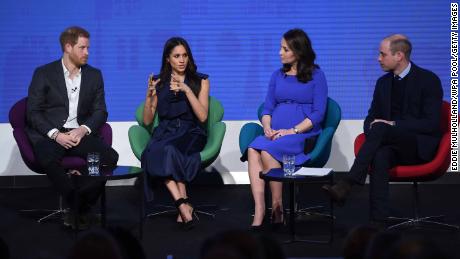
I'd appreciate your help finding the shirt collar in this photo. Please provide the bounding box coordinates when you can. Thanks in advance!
[396,62,411,79]
[61,59,81,77]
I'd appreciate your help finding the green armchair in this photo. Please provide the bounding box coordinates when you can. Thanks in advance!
[128,96,226,168]
[128,96,226,218]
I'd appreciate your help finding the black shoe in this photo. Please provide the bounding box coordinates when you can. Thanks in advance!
[174,198,197,230]
[63,211,90,230]
[249,225,264,232]
[322,180,352,206]
[270,211,285,230]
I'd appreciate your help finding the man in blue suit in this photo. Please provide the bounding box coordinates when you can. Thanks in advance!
[323,34,443,222]
[26,26,119,228]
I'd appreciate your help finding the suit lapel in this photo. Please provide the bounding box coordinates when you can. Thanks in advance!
[77,65,87,114]
[382,75,392,119]
[54,60,69,110]
[402,63,416,114]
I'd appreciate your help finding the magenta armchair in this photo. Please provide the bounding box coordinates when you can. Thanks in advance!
[9,97,113,222]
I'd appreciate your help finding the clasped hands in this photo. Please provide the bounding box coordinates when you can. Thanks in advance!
[264,127,295,140]
[55,126,88,149]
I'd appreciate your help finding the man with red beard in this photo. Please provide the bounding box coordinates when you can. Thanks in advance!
[26,26,118,228]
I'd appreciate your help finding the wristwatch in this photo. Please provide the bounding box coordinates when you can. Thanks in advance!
[293,127,300,134]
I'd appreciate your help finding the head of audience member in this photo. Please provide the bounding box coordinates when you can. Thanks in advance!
[364,230,401,259]
[108,226,146,259]
[280,28,318,83]
[378,34,412,75]
[59,26,90,68]
[0,236,9,259]
[158,36,201,95]
[200,230,285,259]
[342,224,380,259]
[384,236,448,259]
[67,228,123,259]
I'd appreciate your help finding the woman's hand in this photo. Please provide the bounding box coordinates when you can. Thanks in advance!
[170,74,192,94]
[146,73,161,99]
[263,127,278,140]
[272,128,295,140]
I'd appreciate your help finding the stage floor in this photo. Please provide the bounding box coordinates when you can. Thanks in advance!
[1,181,460,259]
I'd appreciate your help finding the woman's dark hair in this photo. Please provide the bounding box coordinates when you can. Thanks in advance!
[281,28,318,83]
[158,37,201,96]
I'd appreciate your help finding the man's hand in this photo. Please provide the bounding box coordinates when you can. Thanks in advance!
[370,119,395,128]
[55,133,79,149]
[67,126,88,146]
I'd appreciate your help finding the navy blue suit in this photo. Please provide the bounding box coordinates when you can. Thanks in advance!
[26,60,118,212]
[349,63,443,220]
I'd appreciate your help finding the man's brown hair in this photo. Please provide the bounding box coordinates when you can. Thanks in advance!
[59,26,90,52]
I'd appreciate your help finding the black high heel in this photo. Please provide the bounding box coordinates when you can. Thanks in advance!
[183,198,199,221]
[271,210,285,230]
[174,198,197,230]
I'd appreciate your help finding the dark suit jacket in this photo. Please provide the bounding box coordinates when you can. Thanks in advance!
[363,63,443,161]
[26,59,108,145]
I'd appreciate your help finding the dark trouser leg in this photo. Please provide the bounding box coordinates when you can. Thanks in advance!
[34,139,73,201]
[347,123,391,185]
[348,122,421,220]
[67,135,119,209]
[369,146,396,220]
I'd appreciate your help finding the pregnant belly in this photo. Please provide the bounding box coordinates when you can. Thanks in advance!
[271,104,305,130]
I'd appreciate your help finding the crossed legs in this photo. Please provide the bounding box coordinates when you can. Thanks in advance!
[248,148,283,226]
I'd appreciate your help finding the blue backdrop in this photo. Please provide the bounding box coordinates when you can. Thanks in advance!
[0,0,451,122]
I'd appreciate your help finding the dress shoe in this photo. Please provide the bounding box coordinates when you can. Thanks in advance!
[63,211,90,230]
[249,224,264,232]
[322,180,352,206]
[270,212,285,230]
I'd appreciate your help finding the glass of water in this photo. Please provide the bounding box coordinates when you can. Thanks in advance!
[282,154,295,177]
[87,152,100,176]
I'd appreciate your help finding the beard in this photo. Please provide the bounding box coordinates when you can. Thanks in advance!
[69,53,88,67]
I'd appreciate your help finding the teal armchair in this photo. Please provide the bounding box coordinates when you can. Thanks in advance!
[239,97,341,168]
[238,97,341,220]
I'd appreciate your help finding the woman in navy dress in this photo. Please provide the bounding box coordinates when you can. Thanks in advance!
[245,29,328,229]
[141,37,209,229]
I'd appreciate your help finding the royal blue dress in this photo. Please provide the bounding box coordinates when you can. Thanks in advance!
[247,68,328,165]
[141,73,208,182]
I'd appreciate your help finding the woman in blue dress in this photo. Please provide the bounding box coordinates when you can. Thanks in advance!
[245,29,328,229]
[141,37,209,229]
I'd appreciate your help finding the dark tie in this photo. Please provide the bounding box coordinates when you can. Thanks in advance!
[394,75,402,81]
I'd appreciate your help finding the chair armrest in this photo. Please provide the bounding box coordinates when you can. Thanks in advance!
[306,127,334,167]
[128,125,151,160]
[354,133,366,156]
[200,121,226,166]
[98,123,113,146]
[238,122,264,155]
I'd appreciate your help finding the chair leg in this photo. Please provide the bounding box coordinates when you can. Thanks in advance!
[21,195,67,223]
[295,185,335,220]
[192,204,220,218]
[146,203,221,219]
[387,182,459,231]
[146,204,177,218]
